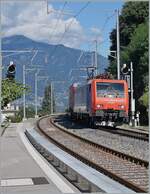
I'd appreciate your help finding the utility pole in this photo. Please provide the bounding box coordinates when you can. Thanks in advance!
[35,74,48,118]
[35,72,38,118]
[0,1,2,132]
[23,64,26,121]
[94,40,98,76]
[116,9,120,80]
[34,69,41,118]
[130,62,135,126]
[50,82,53,115]
[23,67,43,119]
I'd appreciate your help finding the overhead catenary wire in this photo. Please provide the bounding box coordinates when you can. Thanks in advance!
[101,11,116,33]
[81,10,116,65]
[59,2,91,43]
[30,50,38,66]
[92,11,116,44]
[49,2,91,59]
[49,1,68,42]
[76,50,85,65]
[88,10,116,71]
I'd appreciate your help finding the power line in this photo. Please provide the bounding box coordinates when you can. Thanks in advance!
[49,2,91,59]
[74,2,90,17]
[59,1,90,43]
[49,1,68,42]
[93,11,115,42]
[101,11,116,33]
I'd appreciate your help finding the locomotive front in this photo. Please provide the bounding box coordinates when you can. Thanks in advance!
[92,79,129,126]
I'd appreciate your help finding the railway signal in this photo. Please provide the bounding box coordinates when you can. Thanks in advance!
[121,64,130,90]
[121,62,136,126]
[6,61,16,79]
[121,64,129,75]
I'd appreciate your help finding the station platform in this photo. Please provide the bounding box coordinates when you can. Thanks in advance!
[0,119,136,194]
[26,128,135,193]
[0,120,78,194]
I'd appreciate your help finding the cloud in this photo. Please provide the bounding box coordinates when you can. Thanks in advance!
[89,27,103,43]
[2,1,86,48]
[90,27,101,34]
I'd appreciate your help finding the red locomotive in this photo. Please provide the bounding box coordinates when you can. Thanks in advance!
[69,78,129,127]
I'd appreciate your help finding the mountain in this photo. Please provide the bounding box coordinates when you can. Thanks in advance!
[2,35,109,112]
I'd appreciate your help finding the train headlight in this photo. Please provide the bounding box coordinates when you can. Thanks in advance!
[97,104,103,108]
[119,105,124,109]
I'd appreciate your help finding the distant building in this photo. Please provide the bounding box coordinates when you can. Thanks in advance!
[2,102,20,118]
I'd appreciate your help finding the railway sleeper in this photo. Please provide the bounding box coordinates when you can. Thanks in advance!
[51,119,149,168]
[35,120,149,193]
[117,173,148,177]
[105,168,147,173]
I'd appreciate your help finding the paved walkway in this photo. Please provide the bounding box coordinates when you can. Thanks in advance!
[0,120,78,194]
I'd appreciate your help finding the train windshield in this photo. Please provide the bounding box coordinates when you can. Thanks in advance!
[96,82,124,98]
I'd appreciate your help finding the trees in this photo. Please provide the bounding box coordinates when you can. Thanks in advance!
[41,83,55,115]
[109,1,148,57]
[9,106,35,122]
[121,22,148,100]
[107,2,149,124]
[2,79,28,108]
[108,1,148,74]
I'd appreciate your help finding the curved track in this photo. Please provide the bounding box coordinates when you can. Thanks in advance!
[99,126,148,141]
[37,116,149,193]
[54,115,148,161]
[65,115,149,141]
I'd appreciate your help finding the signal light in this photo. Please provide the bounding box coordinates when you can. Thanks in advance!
[121,64,129,75]
[6,61,16,79]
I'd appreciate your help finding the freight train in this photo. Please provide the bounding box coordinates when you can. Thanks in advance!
[69,77,129,127]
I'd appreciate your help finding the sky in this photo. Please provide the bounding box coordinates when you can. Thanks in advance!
[2,0,124,57]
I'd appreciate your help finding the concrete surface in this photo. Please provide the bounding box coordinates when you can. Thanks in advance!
[0,120,78,194]
[28,128,135,193]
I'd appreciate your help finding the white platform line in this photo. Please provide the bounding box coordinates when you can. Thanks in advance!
[18,128,75,193]
[1,178,33,187]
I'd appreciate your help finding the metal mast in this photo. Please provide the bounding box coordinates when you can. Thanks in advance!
[94,40,98,76]
[50,82,53,115]
[0,1,2,133]
[35,72,38,118]
[23,64,26,120]
[116,9,120,80]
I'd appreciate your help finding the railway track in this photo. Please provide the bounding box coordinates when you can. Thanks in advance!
[64,115,149,141]
[99,126,149,141]
[37,116,149,193]
[54,115,148,161]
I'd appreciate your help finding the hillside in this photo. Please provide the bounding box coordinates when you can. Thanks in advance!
[2,35,108,111]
